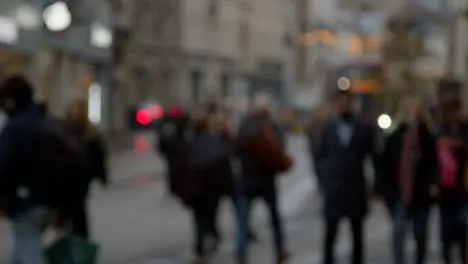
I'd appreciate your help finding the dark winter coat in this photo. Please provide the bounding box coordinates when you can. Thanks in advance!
[177,131,234,207]
[0,106,47,217]
[376,122,438,211]
[156,115,192,194]
[236,113,285,197]
[313,116,376,219]
[65,121,108,191]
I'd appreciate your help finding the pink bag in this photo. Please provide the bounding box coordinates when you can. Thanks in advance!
[436,139,459,188]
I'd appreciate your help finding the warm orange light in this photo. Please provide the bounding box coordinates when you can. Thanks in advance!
[303,32,317,45]
[352,80,379,94]
[83,74,95,88]
[349,36,364,56]
[366,36,382,51]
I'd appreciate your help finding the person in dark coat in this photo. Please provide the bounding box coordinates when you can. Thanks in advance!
[376,97,439,264]
[313,90,377,264]
[183,116,234,264]
[0,76,52,264]
[156,105,191,197]
[64,98,108,239]
[235,102,289,264]
[307,102,333,180]
[437,100,467,264]
[204,102,257,243]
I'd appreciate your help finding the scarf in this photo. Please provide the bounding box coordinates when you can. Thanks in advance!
[399,125,420,206]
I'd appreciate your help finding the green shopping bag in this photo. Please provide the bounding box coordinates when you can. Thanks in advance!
[47,235,100,264]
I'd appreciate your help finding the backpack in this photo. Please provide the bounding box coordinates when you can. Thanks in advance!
[188,132,229,171]
[33,118,88,213]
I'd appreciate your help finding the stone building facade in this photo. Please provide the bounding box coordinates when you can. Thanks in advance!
[112,0,289,131]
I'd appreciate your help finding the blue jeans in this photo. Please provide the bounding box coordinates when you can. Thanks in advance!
[388,201,430,264]
[236,189,284,260]
[11,206,49,264]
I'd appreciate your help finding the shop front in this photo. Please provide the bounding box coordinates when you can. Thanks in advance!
[40,0,114,131]
[244,60,286,109]
[0,0,42,82]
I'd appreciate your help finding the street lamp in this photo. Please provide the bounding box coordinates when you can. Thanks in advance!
[42,1,72,32]
[377,113,392,130]
[90,23,113,49]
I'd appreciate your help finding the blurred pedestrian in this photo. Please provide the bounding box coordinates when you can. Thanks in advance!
[307,102,333,190]
[183,115,233,263]
[204,102,258,243]
[235,98,290,264]
[437,100,467,264]
[63,98,108,239]
[156,104,192,197]
[376,97,439,264]
[314,90,377,264]
[0,76,87,264]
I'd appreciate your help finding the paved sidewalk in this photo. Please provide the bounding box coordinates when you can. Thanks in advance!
[0,134,319,264]
[210,204,445,264]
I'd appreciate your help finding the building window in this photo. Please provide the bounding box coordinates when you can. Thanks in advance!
[221,74,230,96]
[240,23,250,53]
[190,70,202,104]
[208,0,218,17]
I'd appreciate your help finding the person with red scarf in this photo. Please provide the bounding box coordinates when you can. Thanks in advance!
[376,98,439,264]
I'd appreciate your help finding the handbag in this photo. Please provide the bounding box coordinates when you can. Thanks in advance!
[47,235,100,264]
[436,139,459,189]
[246,123,293,173]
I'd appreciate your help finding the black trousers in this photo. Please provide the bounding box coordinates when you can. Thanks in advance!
[70,200,89,239]
[323,217,364,264]
[440,202,467,264]
[192,196,220,257]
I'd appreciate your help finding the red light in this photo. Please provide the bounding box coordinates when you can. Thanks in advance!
[136,109,152,125]
[149,105,164,119]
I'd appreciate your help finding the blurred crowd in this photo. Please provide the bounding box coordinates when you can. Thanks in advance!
[0,74,466,264]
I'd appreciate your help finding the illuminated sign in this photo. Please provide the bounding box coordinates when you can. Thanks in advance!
[352,80,379,94]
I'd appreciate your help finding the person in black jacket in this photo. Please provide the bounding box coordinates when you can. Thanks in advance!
[156,105,191,197]
[437,100,467,264]
[184,115,234,264]
[376,97,439,264]
[64,98,108,239]
[0,76,52,264]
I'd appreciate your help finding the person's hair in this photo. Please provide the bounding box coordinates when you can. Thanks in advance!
[441,100,462,115]
[207,102,218,114]
[65,97,88,122]
[193,116,210,132]
[393,96,436,134]
[0,75,34,108]
[306,102,332,131]
[332,89,353,101]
